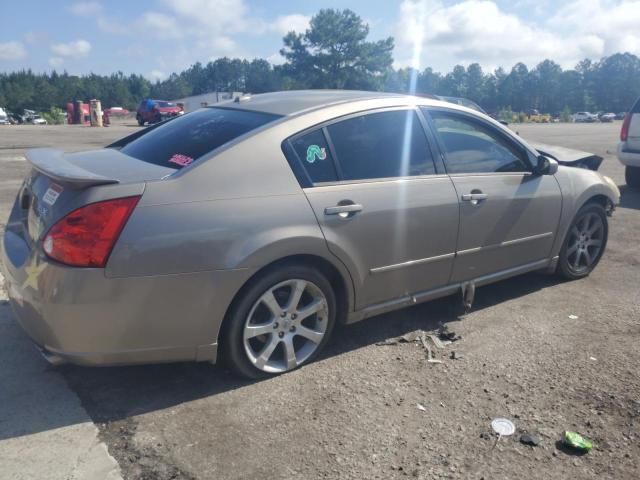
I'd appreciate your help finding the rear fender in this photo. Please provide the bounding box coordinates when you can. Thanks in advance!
[235,233,357,314]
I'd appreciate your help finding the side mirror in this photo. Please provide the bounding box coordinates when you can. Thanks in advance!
[535,155,559,175]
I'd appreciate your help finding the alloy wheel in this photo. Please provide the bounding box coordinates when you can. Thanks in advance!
[566,212,605,274]
[243,279,329,373]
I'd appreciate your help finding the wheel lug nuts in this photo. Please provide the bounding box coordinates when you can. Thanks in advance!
[290,326,296,333]
[280,312,286,318]
[273,322,279,329]
[278,332,284,338]
[291,313,297,320]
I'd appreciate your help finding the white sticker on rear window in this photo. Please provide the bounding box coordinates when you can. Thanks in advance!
[42,183,63,206]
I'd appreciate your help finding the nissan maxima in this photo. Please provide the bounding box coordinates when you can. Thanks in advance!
[1,90,620,378]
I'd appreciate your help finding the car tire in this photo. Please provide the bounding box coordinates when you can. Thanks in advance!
[557,203,608,280]
[137,115,144,126]
[222,264,337,379]
[625,166,640,189]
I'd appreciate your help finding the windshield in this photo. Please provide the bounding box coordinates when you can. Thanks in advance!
[157,101,176,108]
[121,107,281,169]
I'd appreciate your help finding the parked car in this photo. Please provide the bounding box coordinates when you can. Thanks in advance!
[599,112,616,122]
[136,99,182,125]
[617,97,640,188]
[573,112,598,123]
[526,109,551,123]
[1,91,620,378]
[8,111,23,124]
[25,114,47,125]
[104,106,130,117]
[0,107,8,125]
[615,112,626,120]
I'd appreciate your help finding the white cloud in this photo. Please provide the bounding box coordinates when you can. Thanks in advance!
[146,69,167,82]
[394,0,640,72]
[24,31,48,45]
[51,39,92,58]
[140,12,181,37]
[136,0,307,70]
[269,14,310,35]
[0,41,27,60]
[69,1,103,16]
[161,0,249,32]
[97,17,129,35]
[266,52,285,65]
[48,57,64,68]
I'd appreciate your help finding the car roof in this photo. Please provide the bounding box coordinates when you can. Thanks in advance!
[218,90,417,116]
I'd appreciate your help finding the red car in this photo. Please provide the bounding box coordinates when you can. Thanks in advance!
[136,99,183,125]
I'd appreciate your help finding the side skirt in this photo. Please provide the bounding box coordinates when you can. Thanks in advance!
[346,258,552,324]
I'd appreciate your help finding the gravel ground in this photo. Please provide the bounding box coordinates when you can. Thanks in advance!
[1,121,639,479]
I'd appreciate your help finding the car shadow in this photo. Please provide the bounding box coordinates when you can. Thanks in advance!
[0,271,560,441]
[618,184,640,210]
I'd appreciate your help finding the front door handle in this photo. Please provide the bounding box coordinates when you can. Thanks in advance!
[461,191,488,205]
[324,203,363,217]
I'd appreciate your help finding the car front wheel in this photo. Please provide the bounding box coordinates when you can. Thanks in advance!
[136,115,144,126]
[222,265,336,379]
[626,166,640,189]
[557,203,608,280]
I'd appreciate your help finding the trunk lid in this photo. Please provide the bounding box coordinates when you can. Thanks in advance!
[15,148,173,244]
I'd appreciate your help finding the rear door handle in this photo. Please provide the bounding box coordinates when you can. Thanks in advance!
[324,204,363,216]
[461,192,488,204]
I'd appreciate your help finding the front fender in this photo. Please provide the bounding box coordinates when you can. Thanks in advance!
[550,166,619,257]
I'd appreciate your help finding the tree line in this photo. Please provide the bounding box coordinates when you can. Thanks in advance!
[1,9,639,115]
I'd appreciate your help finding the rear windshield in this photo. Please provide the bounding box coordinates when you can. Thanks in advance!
[157,101,175,108]
[121,107,281,169]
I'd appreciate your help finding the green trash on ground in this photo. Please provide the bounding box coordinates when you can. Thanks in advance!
[563,431,593,452]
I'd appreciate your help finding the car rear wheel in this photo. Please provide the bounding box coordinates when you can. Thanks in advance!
[222,265,336,379]
[136,115,144,126]
[557,203,608,280]
[626,166,640,189]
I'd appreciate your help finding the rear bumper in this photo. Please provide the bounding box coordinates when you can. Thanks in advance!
[1,226,253,366]
[617,142,640,167]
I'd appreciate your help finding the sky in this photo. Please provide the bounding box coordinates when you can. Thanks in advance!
[2,0,640,80]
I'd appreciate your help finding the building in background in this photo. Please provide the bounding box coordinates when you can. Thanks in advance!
[172,92,243,113]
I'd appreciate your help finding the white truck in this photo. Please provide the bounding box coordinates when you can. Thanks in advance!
[617,97,640,188]
[0,107,8,125]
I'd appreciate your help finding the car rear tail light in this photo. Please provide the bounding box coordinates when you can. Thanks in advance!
[621,113,632,141]
[42,196,140,267]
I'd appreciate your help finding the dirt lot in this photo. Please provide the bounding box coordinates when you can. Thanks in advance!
[1,121,639,479]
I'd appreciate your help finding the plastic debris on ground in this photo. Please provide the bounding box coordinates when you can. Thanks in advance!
[376,327,463,365]
[563,431,593,452]
[491,418,516,447]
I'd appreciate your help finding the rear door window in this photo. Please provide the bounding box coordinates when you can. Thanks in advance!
[121,107,281,169]
[326,110,436,181]
[288,129,338,184]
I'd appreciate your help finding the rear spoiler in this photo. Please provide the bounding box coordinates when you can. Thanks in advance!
[26,148,120,189]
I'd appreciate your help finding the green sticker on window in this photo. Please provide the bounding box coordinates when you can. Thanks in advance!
[306,144,327,163]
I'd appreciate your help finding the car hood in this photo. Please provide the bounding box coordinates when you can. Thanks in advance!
[529,142,603,171]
